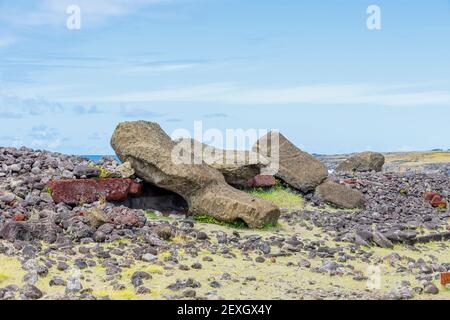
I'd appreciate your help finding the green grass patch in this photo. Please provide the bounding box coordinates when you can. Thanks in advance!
[145,211,172,221]
[0,273,8,283]
[43,186,53,195]
[193,215,248,229]
[247,185,304,211]
[193,214,279,230]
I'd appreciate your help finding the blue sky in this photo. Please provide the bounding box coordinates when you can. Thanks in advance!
[0,0,449,155]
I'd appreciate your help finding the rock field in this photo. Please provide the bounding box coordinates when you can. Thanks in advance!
[0,140,449,300]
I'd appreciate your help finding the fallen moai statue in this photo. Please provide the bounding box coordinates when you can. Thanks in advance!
[111,121,280,228]
[252,131,328,193]
[253,131,365,209]
[175,138,270,187]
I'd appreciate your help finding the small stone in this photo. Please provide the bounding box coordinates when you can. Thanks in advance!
[73,165,100,178]
[183,290,196,298]
[66,277,83,294]
[74,259,88,270]
[131,271,151,287]
[191,262,202,269]
[57,262,69,271]
[423,283,439,295]
[195,231,208,240]
[0,192,16,203]
[136,286,151,295]
[255,256,265,263]
[245,276,256,281]
[154,225,172,240]
[141,253,158,263]
[21,284,43,300]
[210,281,221,288]
[49,276,67,287]
[298,259,311,268]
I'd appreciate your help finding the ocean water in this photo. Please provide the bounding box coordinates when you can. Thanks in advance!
[80,155,119,162]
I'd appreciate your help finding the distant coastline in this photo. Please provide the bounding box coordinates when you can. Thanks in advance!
[79,155,119,162]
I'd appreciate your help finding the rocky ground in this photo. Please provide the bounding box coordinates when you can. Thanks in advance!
[0,147,449,300]
[318,151,450,175]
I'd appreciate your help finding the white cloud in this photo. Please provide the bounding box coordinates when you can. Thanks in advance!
[122,63,196,74]
[0,0,174,27]
[29,124,63,149]
[0,91,63,117]
[61,82,450,107]
[0,36,16,48]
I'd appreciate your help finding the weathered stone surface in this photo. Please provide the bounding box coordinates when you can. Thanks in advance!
[246,175,277,188]
[82,208,110,228]
[73,165,100,178]
[423,192,447,208]
[47,178,142,205]
[335,152,385,173]
[423,192,440,201]
[176,138,269,187]
[430,195,447,208]
[115,161,135,178]
[252,131,328,193]
[0,219,60,243]
[315,179,365,209]
[105,206,146,228]
[0,191,16,203]
[111,121,280,228]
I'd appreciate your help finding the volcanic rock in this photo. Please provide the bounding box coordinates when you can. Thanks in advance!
[0,219,60,243]
[47,178,142,205]
[335,152,385,173]
[73,165,100,178]
[315,179,365,209]
[246,175,277,188]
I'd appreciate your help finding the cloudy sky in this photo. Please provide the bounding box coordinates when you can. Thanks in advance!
[0,0,449,155]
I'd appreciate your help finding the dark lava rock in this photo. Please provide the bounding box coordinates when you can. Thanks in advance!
[21,284,43,300]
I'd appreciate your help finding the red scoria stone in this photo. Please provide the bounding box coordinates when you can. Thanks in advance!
[431,200,447,209]
[12,213,26,221]
[246,175,277,188]
[47,178,142,205]
[423,192,440,201]
[129,181,143,194]
[343,179,358,185]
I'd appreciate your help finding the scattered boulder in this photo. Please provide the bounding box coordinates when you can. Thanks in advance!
[423,192,440,201]
[423,283,439,295]
[0,219,60,243]
[315,179,365,209]
[21,284,43,300]
[335,152,385,173]
[423,192,447,208]
[47,179,142,205]
[111,121,280,228]
[372,232,394,249]
[252,131,328,193]
[105,206,146,228]
[0,192,16,204]
[82,208,110,228]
